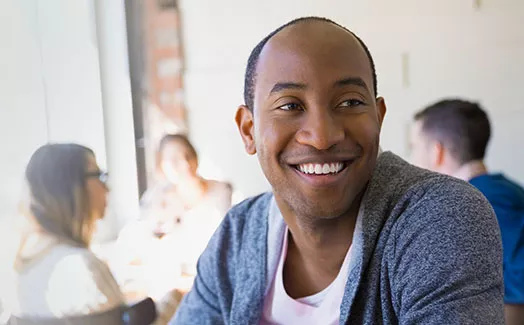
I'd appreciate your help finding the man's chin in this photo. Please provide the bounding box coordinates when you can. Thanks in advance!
[288,199,356,221]
[286,182,367,219]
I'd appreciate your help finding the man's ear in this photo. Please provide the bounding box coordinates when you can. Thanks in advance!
[434,141,445,167]
[375,97,387,128]
[235,105,256,155]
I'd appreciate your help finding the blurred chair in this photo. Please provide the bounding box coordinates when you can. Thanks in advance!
[8,297,156,325]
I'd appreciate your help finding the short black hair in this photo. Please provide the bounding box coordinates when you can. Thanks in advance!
[414,99,491,164]
[243,16,377,111]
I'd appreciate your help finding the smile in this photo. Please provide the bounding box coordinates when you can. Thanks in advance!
[294,162,348,175]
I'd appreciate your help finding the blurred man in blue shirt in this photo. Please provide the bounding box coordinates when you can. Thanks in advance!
[411,99,524,325]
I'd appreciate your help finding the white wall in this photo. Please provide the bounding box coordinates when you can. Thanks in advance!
[0,0,107,219]
[37,0,108,162]
[0,1,49,217]
[0,0,138,238]
[179,0,524,197]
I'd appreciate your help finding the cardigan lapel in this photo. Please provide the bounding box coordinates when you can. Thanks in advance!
[339,152,402,323]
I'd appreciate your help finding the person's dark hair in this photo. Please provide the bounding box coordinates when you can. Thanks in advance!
[243,16,377,111]
[25,143,96,246]
[158,133,198,161]
[414,99,491,164]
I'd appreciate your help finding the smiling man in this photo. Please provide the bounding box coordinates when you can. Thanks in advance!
[170,17,504,325]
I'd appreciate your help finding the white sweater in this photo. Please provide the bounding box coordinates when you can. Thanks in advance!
[2,235,124,318]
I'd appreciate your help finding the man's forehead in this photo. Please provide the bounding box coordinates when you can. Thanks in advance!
[265,20,362,57]
[256,21,372,88]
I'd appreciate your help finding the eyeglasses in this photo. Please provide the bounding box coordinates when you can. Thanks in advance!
[85,170,109,185]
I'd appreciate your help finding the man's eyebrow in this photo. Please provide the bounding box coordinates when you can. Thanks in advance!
[268,78,369,96]
[269,82,307,95]
[334,77,369,90]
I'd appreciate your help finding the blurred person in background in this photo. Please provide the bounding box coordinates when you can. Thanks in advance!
[1,144,124,319]
[141,134,232,239]
[118,134,232,281]
[411,99,524,325]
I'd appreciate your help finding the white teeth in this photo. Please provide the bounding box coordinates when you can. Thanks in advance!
[297,162,345,175]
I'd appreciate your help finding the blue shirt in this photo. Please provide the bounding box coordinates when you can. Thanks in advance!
[470,173,524,304]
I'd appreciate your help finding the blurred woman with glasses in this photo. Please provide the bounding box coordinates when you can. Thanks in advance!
[2,143,124,318]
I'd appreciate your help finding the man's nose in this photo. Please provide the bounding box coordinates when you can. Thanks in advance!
[295,108,345,150]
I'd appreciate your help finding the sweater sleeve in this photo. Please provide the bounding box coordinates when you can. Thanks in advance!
[392,181,504,325]
[169,265,224,325]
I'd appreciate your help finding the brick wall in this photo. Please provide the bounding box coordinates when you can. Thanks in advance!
[144,0,186,129]
[142,0,187,184]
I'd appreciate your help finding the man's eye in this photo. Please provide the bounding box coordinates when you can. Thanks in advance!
[278,103,302,111]
[338,99,365,108]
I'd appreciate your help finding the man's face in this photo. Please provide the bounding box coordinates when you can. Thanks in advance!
[236,21,386,219]
[409,120,438,171]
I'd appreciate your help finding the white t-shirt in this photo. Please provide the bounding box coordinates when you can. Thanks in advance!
[260,200,358,325]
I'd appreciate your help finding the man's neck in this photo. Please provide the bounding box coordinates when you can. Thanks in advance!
[451,160,488,181]
[278,193,363,298]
